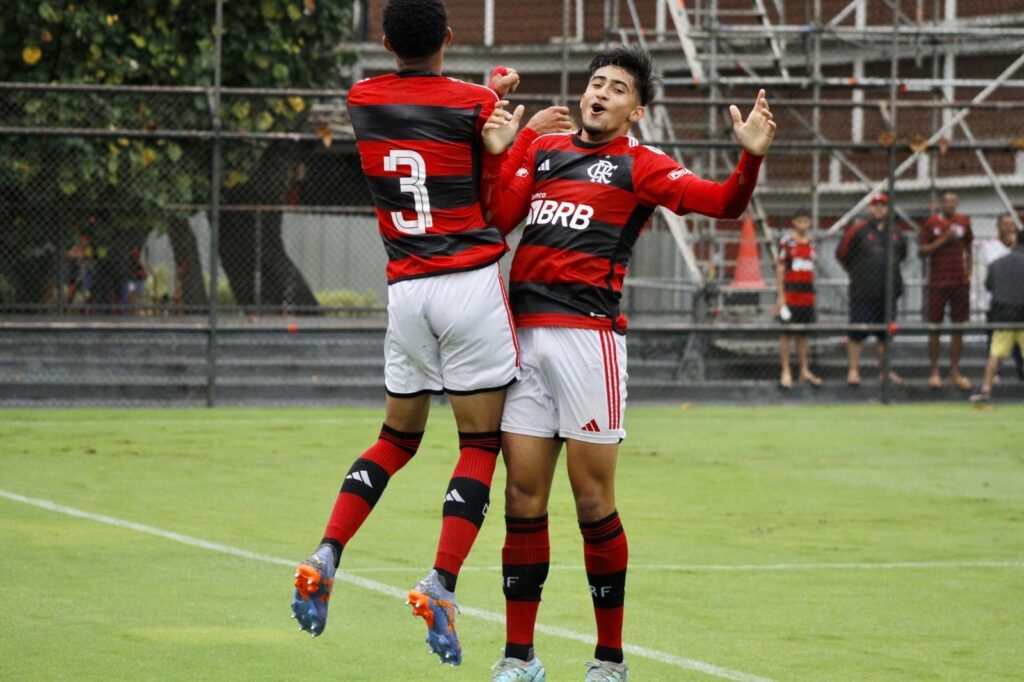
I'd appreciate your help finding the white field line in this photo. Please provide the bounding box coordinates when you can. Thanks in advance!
[0,488,776,682]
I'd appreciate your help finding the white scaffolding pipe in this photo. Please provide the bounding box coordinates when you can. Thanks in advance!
[825,49,1024,237]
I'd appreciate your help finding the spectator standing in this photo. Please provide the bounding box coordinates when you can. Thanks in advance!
[775,211,822,388]
[971,237,1024,402]
[121,244,150,315]
[835,193,907,386]
[978,214,1023,380]
[919,192,973,390]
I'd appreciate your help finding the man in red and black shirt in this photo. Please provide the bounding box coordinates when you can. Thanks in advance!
[481,44,774,681]
[919,191,973,391]
[289,0,563,666]
[835,193,907,386]
[775,211,822,388]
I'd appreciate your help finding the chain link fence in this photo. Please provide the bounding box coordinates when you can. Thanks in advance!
[2,0,1023,404]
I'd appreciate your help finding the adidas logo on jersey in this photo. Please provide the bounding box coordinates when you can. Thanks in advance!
[527,199,594,230]
[345,470,373,487]
[581,419,601,432]
[537,158,551,172]
[445,489,466,503]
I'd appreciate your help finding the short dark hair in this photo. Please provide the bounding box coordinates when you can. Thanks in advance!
[383,0,448,60]
[587,44,656,106]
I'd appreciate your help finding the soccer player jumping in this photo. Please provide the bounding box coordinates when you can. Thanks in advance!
[289,0,564,667]
[482,45,775,681]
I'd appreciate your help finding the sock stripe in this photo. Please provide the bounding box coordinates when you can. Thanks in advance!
[506,515,549,534]
[457,430,502,454]
[379,424,423,455]
[580,510,623,544]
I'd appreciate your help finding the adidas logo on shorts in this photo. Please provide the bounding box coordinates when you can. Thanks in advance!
[581,419,601,432]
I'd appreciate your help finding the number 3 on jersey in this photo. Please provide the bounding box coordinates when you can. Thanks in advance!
[384,150,433,234]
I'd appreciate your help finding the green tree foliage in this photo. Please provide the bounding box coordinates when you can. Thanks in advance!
[0,0,354,309]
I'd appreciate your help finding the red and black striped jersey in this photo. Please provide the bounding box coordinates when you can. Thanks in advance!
[777,233,816,309]
[486,129,762,332]
[348,71,508,283]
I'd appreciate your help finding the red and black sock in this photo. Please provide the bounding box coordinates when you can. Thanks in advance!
[320,423,422,567]
[432,430,500,591]
[503,514,550,661]
[580,510,628,664]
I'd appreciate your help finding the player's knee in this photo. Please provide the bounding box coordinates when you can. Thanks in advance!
[574,491,613,523]
[505,480,546,517]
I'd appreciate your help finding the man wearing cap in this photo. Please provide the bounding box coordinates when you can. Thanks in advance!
[919,191,974,391]
[835,193,907,386]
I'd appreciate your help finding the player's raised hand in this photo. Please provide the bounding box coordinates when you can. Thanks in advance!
[525,105,573,136]
[489,66,520,97]
[730,89,776,157]
[482,100,525,154]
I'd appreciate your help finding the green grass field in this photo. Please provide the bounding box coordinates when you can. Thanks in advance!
[2,405,1022,681]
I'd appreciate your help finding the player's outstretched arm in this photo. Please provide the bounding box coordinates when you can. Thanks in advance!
[730,89,776,157]
[482,100,525,155]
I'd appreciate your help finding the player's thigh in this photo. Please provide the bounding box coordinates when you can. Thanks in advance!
[565,438,621,522]
[449,388,506,433]
[384,279,443,395]
[502,328,560,439]
[546,328,628,443]
[383,393,432,433]
[431,264,520,393]
[502,432,561,517]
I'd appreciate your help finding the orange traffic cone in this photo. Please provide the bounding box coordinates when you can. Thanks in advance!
[729,214,767,289]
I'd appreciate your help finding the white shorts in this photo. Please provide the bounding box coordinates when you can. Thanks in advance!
[384,263,520,396]
[502,327,627,444]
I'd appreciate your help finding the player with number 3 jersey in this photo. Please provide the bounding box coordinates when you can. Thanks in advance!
[289,0,571,668]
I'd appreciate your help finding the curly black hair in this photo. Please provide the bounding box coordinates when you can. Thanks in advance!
[587,44,656,106]
[383,0,449,60]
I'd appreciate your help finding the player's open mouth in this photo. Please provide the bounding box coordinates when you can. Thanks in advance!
[590,103,605,115]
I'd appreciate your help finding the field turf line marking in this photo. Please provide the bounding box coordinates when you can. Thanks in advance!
[0,488,777,682]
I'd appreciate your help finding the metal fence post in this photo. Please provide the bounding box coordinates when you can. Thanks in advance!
[880,3,900,405]
[206,0,224,408]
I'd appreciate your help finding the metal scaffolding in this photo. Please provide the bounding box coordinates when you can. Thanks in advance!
[605,0,1024,291]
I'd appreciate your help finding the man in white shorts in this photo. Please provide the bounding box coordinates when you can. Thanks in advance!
[481,44,775,681]
[288,0,571,667]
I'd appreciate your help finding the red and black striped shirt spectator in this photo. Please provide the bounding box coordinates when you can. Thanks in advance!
[348,71,507,283]
[777,234,816,310]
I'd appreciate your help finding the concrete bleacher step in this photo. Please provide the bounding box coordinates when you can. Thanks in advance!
[0,322,1018,406]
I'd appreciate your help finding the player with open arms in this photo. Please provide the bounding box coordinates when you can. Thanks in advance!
[289,0,561,667]
[481,45,775,681]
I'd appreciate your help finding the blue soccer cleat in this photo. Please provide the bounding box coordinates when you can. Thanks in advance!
[291,545,336,637]
[407,570,462,665]
[491,653,547,681]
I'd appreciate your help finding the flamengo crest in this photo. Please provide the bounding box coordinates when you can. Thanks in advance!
[587,159,618,184]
